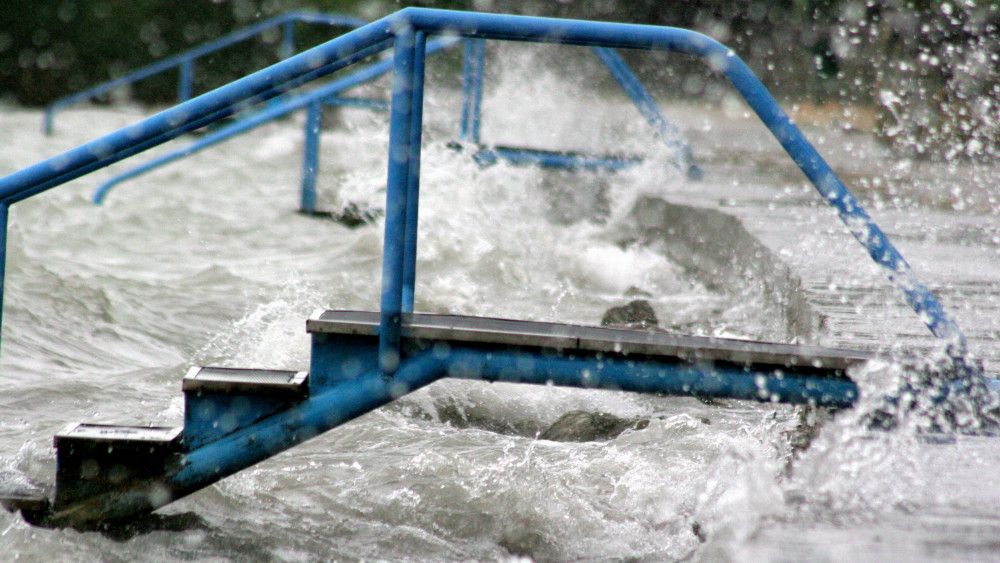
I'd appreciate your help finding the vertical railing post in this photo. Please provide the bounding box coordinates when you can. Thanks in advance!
[300,101,322,214]
[401,31,427,313]
[0,202,9,362]
[459,38,484,144]
[378,26,418,375]
[43,109,55,136]
[280,20,296,60]
[178,59,195,103]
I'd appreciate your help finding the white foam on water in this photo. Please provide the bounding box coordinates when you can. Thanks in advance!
[1,45,999,560]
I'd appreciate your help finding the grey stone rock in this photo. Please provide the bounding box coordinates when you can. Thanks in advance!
[539,410,649,442]
[600,299,659,330]
[330,202,382,228]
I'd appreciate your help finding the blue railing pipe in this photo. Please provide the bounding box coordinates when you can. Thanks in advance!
[0,204,8,341]
[456,37,698,178]
[43,11,368,135]
[383,8,967,358]
[473,146,644,170]
[4,24,398,204]
[711,53,968,357]
[301,102,323,214]
[591,47,702,180]
[91,96,384,206]
[25,107,244,204]
[378,26,420,375]
[459,39,485,144]
[401,31,428,314]
[178,60,195,103]
[92,37,455,206]
[90,26,697,212]
[0,8,970,379]
[296,95,391,212]
[444,347,859,408]
[281,20,297,60]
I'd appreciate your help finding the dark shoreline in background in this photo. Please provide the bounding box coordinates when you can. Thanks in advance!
[2,1,995,159]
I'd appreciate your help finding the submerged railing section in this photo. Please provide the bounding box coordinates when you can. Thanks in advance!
[42,11,368,135]
[458,39,703,180]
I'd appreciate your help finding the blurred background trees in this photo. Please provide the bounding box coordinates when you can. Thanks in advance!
[0,0,464,106]
[0,0,997,159]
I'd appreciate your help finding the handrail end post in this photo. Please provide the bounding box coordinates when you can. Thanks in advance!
[91,184,109,205]
[300,102,322,214]
[178,59,195,103]
[0,202,9,363]
[43,109,55,136]
[378,26,419,376]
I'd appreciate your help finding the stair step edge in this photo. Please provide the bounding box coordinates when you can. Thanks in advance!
[54,423,183,451]
[183,366,308,397]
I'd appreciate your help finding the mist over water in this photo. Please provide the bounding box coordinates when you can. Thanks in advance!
[1,45,1000,561]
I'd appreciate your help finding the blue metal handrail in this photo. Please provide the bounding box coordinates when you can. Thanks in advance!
[591,47,702,179]
[91,37,461,212]
[42,11,368,135]
[458,39,702,179]
[91,33,700,209]
[370,9,970,371]
[0,9,987,527]
[0,8,970,382]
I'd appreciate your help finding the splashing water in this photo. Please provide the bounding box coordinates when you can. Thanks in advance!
[1,47,999,561]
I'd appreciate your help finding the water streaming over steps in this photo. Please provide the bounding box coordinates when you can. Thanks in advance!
[1,67,999,561]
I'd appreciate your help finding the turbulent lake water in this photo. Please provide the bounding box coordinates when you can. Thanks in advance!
[2,53,1000,561]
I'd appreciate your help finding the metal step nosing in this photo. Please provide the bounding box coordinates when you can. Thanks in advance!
[183,366,309,397]
[54,423,183,449]
[307,310,874,373]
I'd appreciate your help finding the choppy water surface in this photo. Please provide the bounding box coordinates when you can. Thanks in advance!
[1,58,1000,562]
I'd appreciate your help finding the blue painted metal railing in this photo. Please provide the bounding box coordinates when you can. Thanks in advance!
[42,11,368,135]
[90,30,700,210]
[459,39,485,145]
[0,8,970,372]
[91,37,460,213]
[365,10,971,370]
[592,47,702,179]
[457,39,702,179]
[0,8,985,527]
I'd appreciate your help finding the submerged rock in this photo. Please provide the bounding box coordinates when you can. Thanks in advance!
[329,202,382,228]
[538,410,649,442]
[623,286,653,298]
[600,299,659,330]
[783,405,833,466]
[0,469,51,525]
